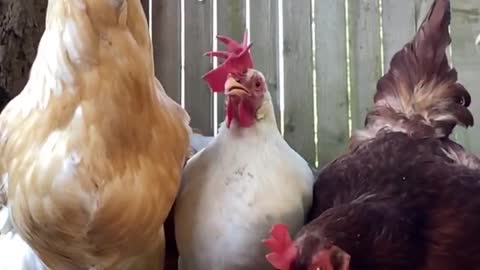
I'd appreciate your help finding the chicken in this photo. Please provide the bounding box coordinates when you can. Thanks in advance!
[0,0,190,269]
[264,0,480,269]
[174,32,314,270]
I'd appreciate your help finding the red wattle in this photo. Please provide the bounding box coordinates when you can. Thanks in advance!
[238,100,256,127]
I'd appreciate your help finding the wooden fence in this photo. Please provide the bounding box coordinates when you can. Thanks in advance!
[140,0,480,167]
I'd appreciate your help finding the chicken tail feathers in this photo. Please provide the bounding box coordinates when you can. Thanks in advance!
[367,0,472,139]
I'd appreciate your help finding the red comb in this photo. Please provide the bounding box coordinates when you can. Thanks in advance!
[263,224,298,270]
[202,31,254,92]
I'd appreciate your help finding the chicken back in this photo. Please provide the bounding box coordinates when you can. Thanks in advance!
[0,0,190,269]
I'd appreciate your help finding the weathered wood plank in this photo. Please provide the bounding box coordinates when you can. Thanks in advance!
[348,0,382,130]
[250,0,281,128]
[315,0,349,167]
[451,0,480,153]
[216,0,246,129]
[151,0,182,103]
[184,0,214,135]
[382,0,416,72]
[283,0,315,165]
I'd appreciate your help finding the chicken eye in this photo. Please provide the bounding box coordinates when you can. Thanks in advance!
[255,80,262,88]
[457,96,466,106]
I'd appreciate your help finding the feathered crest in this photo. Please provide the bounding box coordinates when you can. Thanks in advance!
[368,0,473,138]
[202,31,254,92]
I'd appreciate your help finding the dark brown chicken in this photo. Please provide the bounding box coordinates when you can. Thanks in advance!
[264,0,480,269]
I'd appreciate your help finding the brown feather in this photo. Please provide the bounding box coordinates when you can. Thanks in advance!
[353,0,473,149]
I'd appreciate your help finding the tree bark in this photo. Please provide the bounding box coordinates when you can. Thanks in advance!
[0,0,47,110]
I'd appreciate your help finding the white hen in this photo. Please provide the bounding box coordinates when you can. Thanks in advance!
[174,33,314,270]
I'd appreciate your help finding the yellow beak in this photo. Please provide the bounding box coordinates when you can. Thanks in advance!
[225,77,251,97]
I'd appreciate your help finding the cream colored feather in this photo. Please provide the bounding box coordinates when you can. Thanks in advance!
[0,0,190,269]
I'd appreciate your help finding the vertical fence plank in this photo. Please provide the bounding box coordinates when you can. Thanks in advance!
[348,0,382,130]
[184,0,214,135]
[315,0,349,167]
[250,0,280,128]
[283,0,315,165]
[216,1,246,128]
[382,0,416,72]
[451,0,480,153]
[151,1,182,103]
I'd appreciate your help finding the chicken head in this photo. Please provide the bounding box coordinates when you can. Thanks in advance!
[264,224,351,270]
[203,32,269,128]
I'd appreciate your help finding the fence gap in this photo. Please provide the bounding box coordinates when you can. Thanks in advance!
[278,0,285,135]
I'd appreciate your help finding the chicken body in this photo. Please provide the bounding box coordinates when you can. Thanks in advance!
[175,90,313,270]
[269,1,480,270]
[296,132,480,270]
[0,0,190,269]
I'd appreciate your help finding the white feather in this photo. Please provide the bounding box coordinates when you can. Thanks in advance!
[189,133,213,154]
[0,232,46,270]
[0,205,45,270]
[175,91,314,270]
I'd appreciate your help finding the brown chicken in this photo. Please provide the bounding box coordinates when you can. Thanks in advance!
[0,0,190,269]
[264,0,480,269]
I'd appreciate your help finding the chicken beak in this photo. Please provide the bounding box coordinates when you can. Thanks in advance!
[225,77,251,97]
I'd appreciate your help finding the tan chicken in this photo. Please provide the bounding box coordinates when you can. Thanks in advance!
[0,0,190,269]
